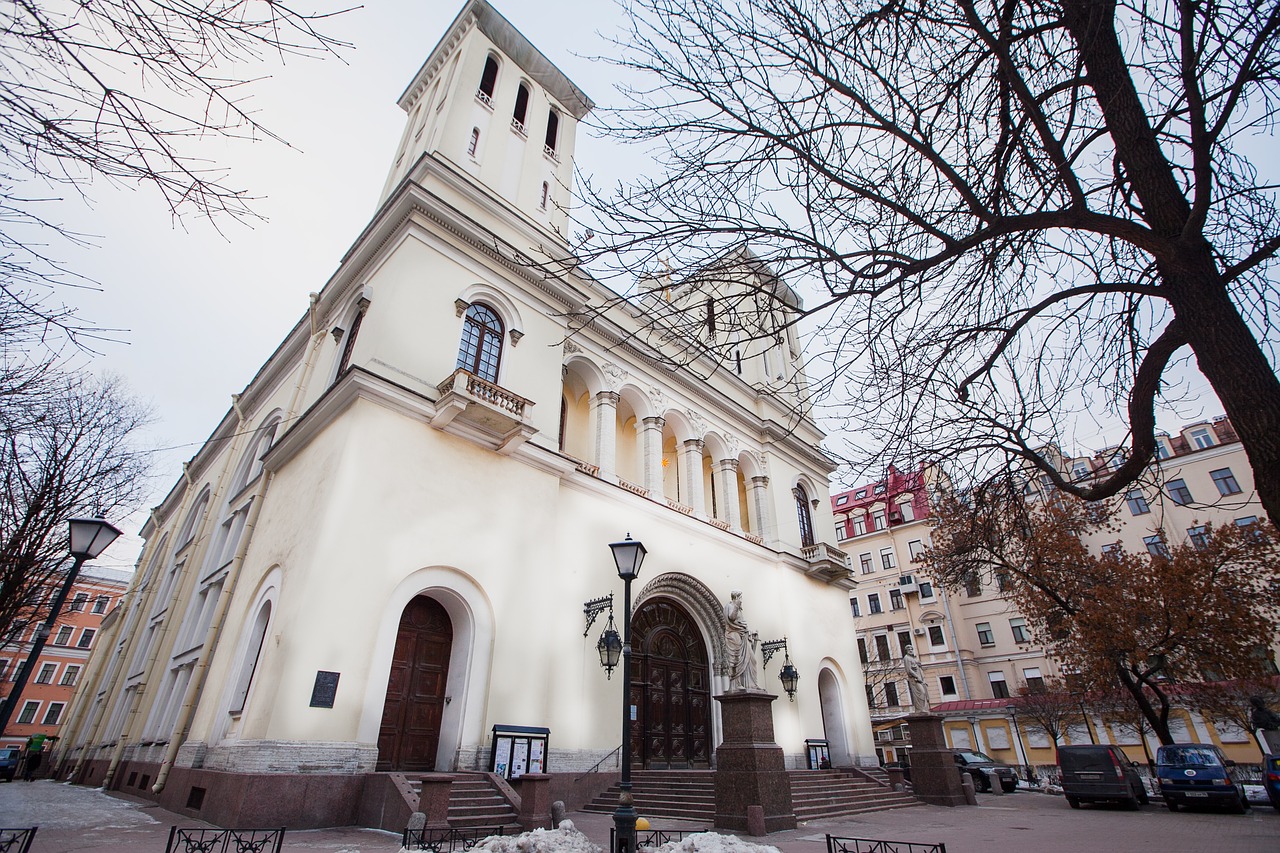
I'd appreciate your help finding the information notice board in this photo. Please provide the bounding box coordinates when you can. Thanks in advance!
[490,725,550,780]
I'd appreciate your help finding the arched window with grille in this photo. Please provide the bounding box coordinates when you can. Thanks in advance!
[478,55,499,104]
[794,484,815,547]
[457,303,504,383]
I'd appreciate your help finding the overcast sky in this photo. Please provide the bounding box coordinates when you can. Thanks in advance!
[60,0,632,571]
[56,0,1230,572]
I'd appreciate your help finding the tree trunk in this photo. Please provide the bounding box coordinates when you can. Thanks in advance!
[1117,667,1174,745]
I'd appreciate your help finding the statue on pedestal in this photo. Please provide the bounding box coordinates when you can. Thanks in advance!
[724,590,760,691]
[904,648,931,713]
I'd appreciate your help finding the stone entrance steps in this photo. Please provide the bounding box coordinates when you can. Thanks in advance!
[405,772,522,831]
[582,768,921,822]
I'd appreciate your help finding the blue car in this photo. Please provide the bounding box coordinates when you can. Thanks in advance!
[0,746,18,782]
[1264,755,1280,813]
[1155,744,1248,813]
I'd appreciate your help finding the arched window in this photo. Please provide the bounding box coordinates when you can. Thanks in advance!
[540,181,549,209]
[456,303,504,383]
[478,55,498,104]
[467,127,480,157]
[334,308,363,381]
[544,109,560,153]
[229,601,271,713]
[794,484,815,548]
[513,83,530,131]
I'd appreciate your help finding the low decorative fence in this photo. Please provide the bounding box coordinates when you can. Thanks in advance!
[826,834,946,853]
[402,826,507,852]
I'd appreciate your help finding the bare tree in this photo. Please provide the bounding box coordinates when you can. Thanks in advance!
[0,0,351,343]
[0,371,152,653]
[922,480,1280,744]
[580,0,1280,520]
[1015,678,1086,746]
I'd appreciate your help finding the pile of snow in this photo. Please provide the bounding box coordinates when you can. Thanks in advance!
[647,832,781,853]
[399,824,783,853]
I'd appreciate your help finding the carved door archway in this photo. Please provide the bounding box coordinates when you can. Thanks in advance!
[630,598,712,769]
[377,595,452,771]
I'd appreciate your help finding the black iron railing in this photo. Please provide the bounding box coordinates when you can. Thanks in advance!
[402,826,507,852]
[611,828,694,850]
[827,834,946,853]
[0,827,37,853]
[164,827,285,853]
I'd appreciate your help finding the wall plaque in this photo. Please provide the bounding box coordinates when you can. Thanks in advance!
[310,670,340,708]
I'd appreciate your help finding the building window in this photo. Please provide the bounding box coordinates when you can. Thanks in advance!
[859,553,873,574]
[53,626,73,646]
[1211,468,1241,496]
[908,539,926,560]
[1126,490,1150,515]
[1144,535,1169,557]
[940,675,958,697]
[1009,618,1030,643]
[544,109,560,154]
[456,303,504,383]
[512,82,530,130]
[889,588,904,610]
[477,55,498,103]
[853,517,867,536]
[794,485,815,548]
[1190,427,1214,449]
[898,631,913,656]
[899,501,915,522]
[1188,525,1209,549]
[35,663,55,684]
[835,495,849,506]
[964,572,982,597]
[540,181,549,210]
[230,601,272,713]
[60,665,81,686]
[867,593,882,614]
[1236,515,1260,528]
[1155,441,1171,459]
[884,682,900,707]
[1100,543,1121,557]
[42,702,65,726]
[17,701,39,724]
[467,127,480,157]
[93,595,110,614]
[874,634,891,661]
[880,548,896,570]
[69,592,89,612]
[335,306,365,379]
[918,581,935,599]
[850,598,861,618]
[857,637,868,664]
[874,483,886,495]
[865,684,876,708]
[928,625,946,647]
[989,672,1010,699]
[1071,461,1091,480]
[0,660,8,681]
[995,570,1011,592]
[77,628,96,649]
[1166,478,1193,505]
[872,511,886,531]
[1023,667,1045,692]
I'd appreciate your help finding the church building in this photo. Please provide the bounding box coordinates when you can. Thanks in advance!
[57,0,873,828]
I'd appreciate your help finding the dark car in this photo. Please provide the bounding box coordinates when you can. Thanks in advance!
[1262,754,1280,813]
[0,746,19,782]
[953,749,1018,793]
[1057,744,1148,809]
[1155,743,1248,813]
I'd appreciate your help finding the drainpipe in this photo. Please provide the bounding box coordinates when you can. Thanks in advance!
[151,325,325,794]
[938,591,972,699]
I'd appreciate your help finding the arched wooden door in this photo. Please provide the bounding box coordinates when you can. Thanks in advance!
[376,596,453,771]
[630,598,712,769]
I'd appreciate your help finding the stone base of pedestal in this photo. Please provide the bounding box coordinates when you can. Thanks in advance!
[713,691,797,833]
[905,713,967,807]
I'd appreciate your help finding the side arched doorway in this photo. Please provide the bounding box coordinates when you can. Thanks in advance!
[376,595,453,771]
[630,598,712,769]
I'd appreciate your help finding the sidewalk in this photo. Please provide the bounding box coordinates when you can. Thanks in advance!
[1,780,1276,853]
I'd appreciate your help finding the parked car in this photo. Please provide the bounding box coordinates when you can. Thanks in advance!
[1155,743,1249,813]
[1262,754,1280,813]
[953,749,1018,792]
[0,746,19,782]
[1056,744,1148,809]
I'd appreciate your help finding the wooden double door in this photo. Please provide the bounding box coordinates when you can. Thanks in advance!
[629,598,712,769]
[376,596,452,771]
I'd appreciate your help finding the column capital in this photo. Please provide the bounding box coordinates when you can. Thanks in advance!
[594,390,621,405]
[682,438,705,452]
[713,458,740,473]
[642,416,665,429]
[750,476,770,488]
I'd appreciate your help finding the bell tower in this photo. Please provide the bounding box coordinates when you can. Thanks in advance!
[380,1,593,240]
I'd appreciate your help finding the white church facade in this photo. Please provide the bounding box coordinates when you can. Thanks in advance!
[57,0,874,828]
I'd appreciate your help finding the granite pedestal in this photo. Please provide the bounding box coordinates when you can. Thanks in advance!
[905,712,967,807]
[713,690,797,833]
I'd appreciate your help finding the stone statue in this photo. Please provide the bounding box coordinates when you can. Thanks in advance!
[724,590,760,691]
[903,648,930,713]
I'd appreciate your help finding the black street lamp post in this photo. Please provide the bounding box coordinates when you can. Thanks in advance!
[0,517,122,736]
[607,534,646,853]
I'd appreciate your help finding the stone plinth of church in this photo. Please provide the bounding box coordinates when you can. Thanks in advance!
[713,690,797,833]
[905,712,967,806]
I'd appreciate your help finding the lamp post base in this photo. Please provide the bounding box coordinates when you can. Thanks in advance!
[612,792,637,853]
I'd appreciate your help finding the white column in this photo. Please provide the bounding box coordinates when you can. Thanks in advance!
[680,439,705,512]
[748,476,771,538]
[713,459,742,529]
[640,416,665,494]
[591,391,619,478]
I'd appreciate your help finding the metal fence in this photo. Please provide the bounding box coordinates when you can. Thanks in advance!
[0,827,37,853]
[610,828,694,851]
[402,826,507,852]
[164,827,285,853]
[827,834,946,853]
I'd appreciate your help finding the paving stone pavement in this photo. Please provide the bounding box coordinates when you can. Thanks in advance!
[1,779,1276,852]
